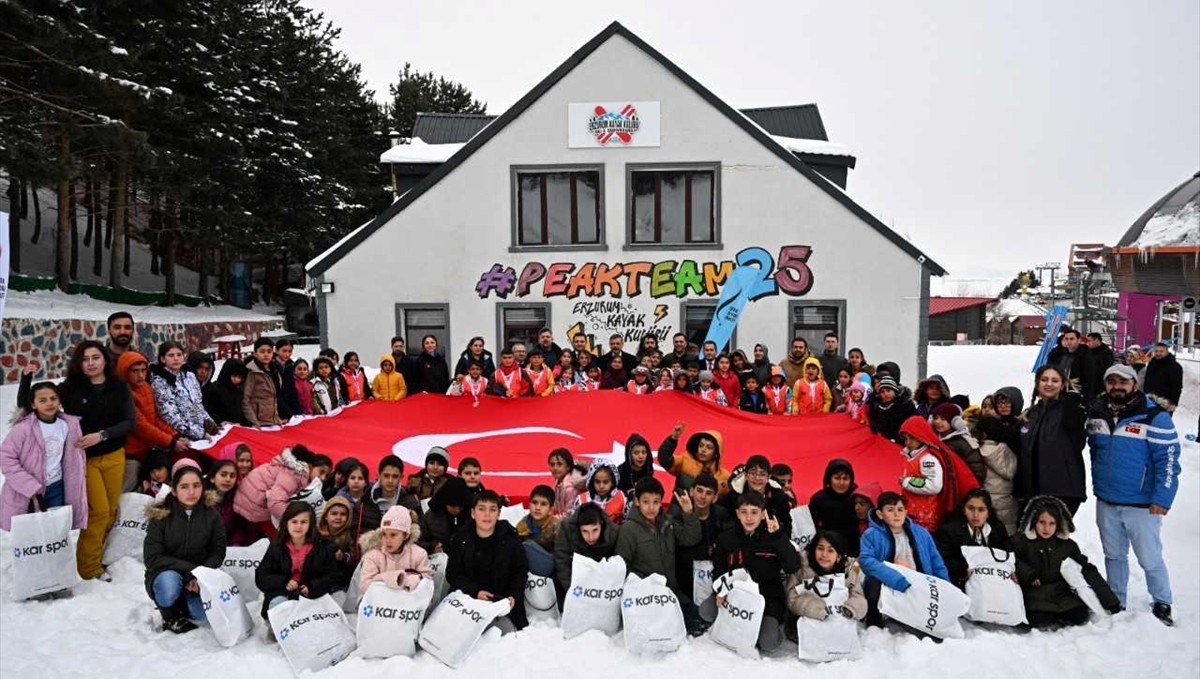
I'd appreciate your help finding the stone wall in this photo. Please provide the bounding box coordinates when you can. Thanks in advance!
[2,317,284,383]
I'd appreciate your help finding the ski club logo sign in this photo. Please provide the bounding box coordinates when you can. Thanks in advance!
[568,101,660,148]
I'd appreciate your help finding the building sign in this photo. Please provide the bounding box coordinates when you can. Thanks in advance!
[568,101,661,148]
[474,245,812,301]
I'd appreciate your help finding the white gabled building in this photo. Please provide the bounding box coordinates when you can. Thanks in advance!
[307,22,945,380]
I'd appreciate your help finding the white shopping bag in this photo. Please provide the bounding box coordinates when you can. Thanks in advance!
[561,554,626,639]
[878,564,971,639]
[798,573,850,614]
[418,590,513,668]
[962,546,1027,626]
[797,615,862,662]
[101,493,155,565]
[220,538,269,604]
[499,504,526,527]
[341,560,366,613]
[525,573,559,623]
[357,579,435,658]
[1060,557,1107,618]
[790,505,816,552]
[10,506,80,600]
[193,566,254,647]
[268,594,356,675]
[692,559,714,608]
[428,552,450,612]
[621,573,686,655]
[709,574,765,659]
[274,479,325,527]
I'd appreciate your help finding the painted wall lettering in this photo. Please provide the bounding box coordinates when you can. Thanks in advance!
[473,245,812,300]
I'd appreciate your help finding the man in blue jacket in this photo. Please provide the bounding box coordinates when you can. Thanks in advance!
[1086,364,1182,626]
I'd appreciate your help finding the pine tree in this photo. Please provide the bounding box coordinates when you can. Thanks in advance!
[387,63,487,138]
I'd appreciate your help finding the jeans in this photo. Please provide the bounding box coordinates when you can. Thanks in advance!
[1096,499,1172,606]
[153,571,207,621]
[268,595,289,610]
[523,540,555,577]
[42,480,65,509]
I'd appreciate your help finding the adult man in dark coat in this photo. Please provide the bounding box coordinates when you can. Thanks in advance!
[1142,342,1184,413]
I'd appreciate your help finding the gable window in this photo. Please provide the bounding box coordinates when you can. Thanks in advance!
[513,166,603,248]
[789,300,846,349]
[628,164,719,247]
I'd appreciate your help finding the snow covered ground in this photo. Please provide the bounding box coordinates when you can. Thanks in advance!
[0,345,1197,679]
[3,289,281,323]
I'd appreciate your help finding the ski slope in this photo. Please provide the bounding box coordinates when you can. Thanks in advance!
[0,345,1196,679]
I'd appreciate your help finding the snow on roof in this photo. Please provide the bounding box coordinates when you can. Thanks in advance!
[306,217,377,274]
[769,135,856,159]
[379,139,465,164]
[988,297,1049,321]
[1134,201,1200,248]
[4,290,281,324]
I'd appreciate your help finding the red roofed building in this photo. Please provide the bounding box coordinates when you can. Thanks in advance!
[928,296,996,342]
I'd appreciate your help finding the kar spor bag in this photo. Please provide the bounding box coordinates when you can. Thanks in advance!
[708,569,765,659]
[692,559,715,610]
[193,566,254,648]
[268,594,356,675]
[962,545,1026,626]
[220,538,269,603]
[795,573,862,663]
[274,479,325,527]
[878,563,971,639]
[620,573,686,655]
[10,506,80,601]
[790,505,816,552]
[525,573,559,623]
[418,591,512,668]
[101,493,155,565]
[357,579,435,658]
[561,554,626,639]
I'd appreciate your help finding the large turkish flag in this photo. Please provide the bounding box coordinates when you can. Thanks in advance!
[200,391,904,504]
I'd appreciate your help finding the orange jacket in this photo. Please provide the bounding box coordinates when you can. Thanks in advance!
[116,351,178,460]
[791,357,832,414]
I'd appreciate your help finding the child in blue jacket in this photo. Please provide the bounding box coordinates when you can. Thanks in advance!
[857,491,949,626]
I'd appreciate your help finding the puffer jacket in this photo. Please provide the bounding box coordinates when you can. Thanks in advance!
[807,459,861,556]
[233,449,310,523]
[1010,496,1119,614]
[310,377,342,415]
[616,433,655,495]
[1086,394,1181,509]
[149,363,215,440]
[357,520,432,596]
[614,506,701,599]
[0,412,87,532]
[979,440,1019,534]
[445,519,529,629]
[786,551,868,621]
[143,493,227,600]
[988,386,1025,453]
[1017,392,1087,502]
[553,509,619,594]
[553,468,586,516]
[868,386,917,443]
[939,417,987,484]
[574,460,626,523]
[791,356,832,414]
[712,521,801,620]
[117,352,179,461]
[255,537,340,618]
[372,354,408,401]
[934,514,1013,588]
[241,359,282,426]
[858,512,949,591]
[657,430,732,497]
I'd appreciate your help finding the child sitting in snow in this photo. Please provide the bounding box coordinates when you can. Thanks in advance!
[1010,495,1121,627]
[318,496,358,591]
[787,530,868,622]
[616,434,654,497]
[256,501,341,640]
[516,485,561,577]
[898,415,979,533]
[358,505,432,599]
[573,461,626,524]
[139,449,172,497]
[857,492,949,627]
[808,459,862,556]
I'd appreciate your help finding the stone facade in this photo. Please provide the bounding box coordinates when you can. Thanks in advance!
[2,317,284,383]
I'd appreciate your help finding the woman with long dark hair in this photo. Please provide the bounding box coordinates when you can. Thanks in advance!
[1017,365,1088,517]
[59,340,135,581]
[453,336,496,378]
[412,334,451,394]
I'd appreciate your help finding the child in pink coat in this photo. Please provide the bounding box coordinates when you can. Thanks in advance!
[357,505,432,597]
[233,445,331,539]
[0,381,88,533]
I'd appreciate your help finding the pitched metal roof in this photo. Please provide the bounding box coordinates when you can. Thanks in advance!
[1116,171,1200,248]
[411,112,496,144]
[740,105,828,141]
[928,296,996,315]
[308,22,946,277]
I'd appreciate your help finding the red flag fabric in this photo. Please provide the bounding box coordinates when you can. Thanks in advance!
[203,391,904,505]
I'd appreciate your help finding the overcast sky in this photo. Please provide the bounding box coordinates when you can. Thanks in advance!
[303,0,1199,294]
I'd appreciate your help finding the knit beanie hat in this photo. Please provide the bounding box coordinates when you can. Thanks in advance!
[876,376,899,393]
[380,505,412,533]
[426,446,450,467]
[931,402,962,422]
[699,370,715,382]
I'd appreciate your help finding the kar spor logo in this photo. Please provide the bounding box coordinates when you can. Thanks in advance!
[14,537,69,559]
